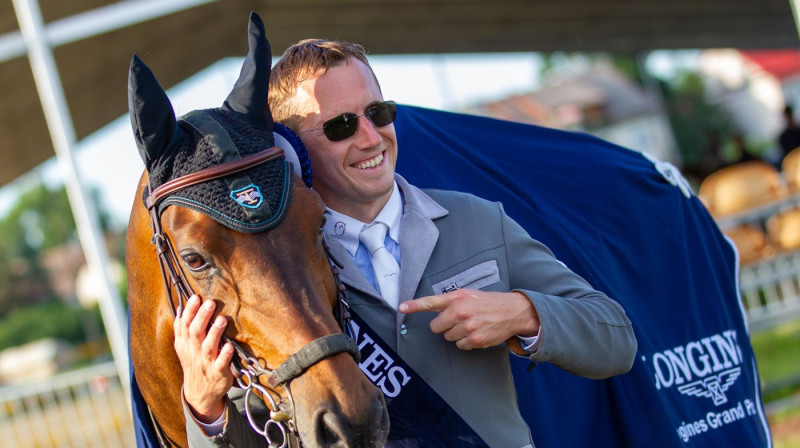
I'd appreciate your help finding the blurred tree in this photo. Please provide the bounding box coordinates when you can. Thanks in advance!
[0,181,114,315]
[4,183,77,251]
[539,52,734,183]
[540,52,643,86]
[0,301,102,351]
[0,185,61,314]
[0,178,120,353]
[659,72,733,181]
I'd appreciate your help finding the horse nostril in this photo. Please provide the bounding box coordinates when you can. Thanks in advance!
[319,412,347,447]
[312,400,389,448]
[313,410,348,447]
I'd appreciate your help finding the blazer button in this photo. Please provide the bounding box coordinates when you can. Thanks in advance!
[400,324,408,335]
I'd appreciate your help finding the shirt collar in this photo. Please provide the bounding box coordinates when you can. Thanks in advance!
[323,181,402,256]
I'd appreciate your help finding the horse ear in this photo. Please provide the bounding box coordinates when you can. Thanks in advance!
[223,11,274,132]
[128,54,181,175]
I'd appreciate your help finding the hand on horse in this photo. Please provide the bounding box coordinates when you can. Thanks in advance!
[173,294,235,424]
[398,290,540,350]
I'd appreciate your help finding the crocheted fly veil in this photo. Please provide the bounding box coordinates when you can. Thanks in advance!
[128,12,292,233]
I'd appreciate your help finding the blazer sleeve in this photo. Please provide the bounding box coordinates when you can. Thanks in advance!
[184,389,267,448]
[500,204,637,378]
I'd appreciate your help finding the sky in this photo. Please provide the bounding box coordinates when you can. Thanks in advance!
[0,52,545,229]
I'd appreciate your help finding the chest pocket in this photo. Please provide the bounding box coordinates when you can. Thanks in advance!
[431,259,500,294]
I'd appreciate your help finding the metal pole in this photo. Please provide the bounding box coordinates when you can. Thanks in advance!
[791,0,800,39]
[12,0,130,398]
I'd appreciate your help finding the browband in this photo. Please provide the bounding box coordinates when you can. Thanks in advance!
[145,146,285,211]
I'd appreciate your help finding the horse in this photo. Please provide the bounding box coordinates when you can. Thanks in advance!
[126,12,389,448]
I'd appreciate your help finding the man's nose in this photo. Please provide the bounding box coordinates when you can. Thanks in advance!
[353,114,383,147]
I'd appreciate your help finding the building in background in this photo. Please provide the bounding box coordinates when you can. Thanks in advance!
[465,60,679,165]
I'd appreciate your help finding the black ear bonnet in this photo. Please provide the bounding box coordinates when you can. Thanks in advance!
[150,108,292,233]
[127,12,310,234]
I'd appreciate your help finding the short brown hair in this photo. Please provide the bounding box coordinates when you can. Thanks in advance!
[268,39,377,131]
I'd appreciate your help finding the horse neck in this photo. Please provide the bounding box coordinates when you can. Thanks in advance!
[127,173,189,447]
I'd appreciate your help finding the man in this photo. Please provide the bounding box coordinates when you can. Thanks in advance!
[176,39,637,447]
[778,105,800,164]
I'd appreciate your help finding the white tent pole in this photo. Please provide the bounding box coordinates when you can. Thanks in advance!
[792,0,800,38]
[12,0,130,397]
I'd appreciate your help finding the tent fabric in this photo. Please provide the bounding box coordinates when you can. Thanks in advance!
[393,104,771,447]
[131,104,772,447]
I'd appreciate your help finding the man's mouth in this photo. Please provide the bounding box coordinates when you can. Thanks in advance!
[353,152,384,170]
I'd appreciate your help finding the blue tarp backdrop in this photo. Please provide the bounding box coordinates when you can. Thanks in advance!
[132,104,772,447]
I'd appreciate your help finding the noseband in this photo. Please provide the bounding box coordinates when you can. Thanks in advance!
[144,147,359,448]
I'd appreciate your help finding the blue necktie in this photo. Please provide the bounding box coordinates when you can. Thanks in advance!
[359,223,400,309]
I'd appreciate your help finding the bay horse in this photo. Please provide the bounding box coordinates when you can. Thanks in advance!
[126,12,388,447]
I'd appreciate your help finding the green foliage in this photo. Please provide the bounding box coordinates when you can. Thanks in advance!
[608,53,645,86]
[0,301,103,352]
[539,52,643,86]
[751,320,800,402]
[0,181,119,315]
[751,320,800,381]
[658,72,734,181]
[0,183,71,314]
[0,183,76,252]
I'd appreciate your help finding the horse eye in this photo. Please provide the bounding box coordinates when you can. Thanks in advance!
[181,253,208,271]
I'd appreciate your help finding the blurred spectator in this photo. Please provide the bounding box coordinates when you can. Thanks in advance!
[778,105,800,163]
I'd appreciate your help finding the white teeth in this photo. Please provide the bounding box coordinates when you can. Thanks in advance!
[354,153,384,170]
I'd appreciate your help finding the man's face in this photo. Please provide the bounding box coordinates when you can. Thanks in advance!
[294,59,398,221]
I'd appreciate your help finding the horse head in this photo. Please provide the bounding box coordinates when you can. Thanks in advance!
[126,12,388,447]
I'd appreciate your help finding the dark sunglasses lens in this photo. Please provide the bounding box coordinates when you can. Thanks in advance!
[368,101,397,127]
[322,102,397,142]
[323,114,358,141]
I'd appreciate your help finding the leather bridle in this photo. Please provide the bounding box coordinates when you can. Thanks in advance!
[143,146,359,448]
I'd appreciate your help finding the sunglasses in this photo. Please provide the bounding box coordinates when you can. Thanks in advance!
[301,101,397,142]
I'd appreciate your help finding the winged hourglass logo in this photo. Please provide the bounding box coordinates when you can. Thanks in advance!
[677,367,742,405]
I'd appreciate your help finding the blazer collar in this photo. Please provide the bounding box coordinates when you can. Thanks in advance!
[395,174,448,222]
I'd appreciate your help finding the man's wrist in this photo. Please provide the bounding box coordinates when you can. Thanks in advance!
[187,399,226,424]
[183,387,227,424]
[510,290,540,338]
[181,387,227,436]
[194,405,226,436]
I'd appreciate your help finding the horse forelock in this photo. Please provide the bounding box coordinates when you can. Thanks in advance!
[145,107,294,234]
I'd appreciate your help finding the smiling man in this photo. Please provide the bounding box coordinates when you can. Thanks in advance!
[291,59,397,223]
[178,38,638,448]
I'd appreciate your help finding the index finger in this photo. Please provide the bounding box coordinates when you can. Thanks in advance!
[398,294,453,314]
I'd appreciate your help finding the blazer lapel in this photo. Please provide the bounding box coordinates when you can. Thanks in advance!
[395,175,448,308]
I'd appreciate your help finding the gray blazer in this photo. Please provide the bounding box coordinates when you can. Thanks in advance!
[186,174,637,448]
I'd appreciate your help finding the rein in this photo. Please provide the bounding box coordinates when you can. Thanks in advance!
[144,147,359,448]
